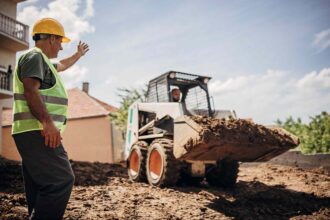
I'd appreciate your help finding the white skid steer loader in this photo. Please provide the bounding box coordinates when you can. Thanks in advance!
[125,71,298,187]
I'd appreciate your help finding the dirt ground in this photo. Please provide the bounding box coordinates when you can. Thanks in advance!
[0,158,329,220]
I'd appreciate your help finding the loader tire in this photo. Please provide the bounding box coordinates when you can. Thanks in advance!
[127,142,148,182]
[206,160,239,188]
[146,138,181,187]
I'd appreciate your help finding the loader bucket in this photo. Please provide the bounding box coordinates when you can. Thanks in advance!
[173,116,299,162]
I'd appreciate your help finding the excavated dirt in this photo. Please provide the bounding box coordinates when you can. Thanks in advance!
[190,116,299,148]
[1,157,329,220]
[179,116,300,161]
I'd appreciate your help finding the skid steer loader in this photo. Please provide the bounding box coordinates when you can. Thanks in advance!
[125,71,299,187]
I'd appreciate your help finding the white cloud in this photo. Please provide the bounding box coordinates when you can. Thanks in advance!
[297,68,330,89]
[209,76,249,94]
[84,0,94,18]
[23,0,39,4]
[312,28,330,52]
[17,0,95,43]
[60,65,88,89]
[209,68,330,124]
[105,74,119,85]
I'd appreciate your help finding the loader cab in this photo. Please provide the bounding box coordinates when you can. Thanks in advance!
[146,71,213,117]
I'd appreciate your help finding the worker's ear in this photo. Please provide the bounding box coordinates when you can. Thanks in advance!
[49,35,56,45]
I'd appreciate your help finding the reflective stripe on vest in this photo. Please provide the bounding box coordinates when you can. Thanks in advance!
[12,47,68,135]
[14,93,68,105]
[14,112,66,123]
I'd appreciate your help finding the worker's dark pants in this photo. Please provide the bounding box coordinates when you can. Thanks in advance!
[13,131,75,220]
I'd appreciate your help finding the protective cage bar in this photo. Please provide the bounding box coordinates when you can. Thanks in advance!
[146,71,211,101]
[145,71,213,116]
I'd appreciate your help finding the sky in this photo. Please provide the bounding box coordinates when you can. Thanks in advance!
[17,0,330,124]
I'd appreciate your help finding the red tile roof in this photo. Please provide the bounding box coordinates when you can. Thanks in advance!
[2,88,118,126]
[68,88,110,119]
[90,96,119,112]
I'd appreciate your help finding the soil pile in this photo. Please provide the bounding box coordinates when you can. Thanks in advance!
[179,116,300,161]
[0,158,329,219]
[191,116,299,147]
[70,160,126,186]
[0,157,23,193]
[0,157,127,190]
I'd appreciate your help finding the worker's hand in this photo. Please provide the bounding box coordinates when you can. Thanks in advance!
[41,121,62,148]
[77,41,89,57]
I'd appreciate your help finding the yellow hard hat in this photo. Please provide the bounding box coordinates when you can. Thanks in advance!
[32,18,70,43]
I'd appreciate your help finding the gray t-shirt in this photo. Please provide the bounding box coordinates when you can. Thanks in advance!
[18,51,57,90]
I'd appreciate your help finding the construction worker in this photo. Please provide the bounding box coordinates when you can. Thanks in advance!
[11,18,89,220]
[171,88,181,102]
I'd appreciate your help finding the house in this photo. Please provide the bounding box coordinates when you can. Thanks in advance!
[1,83,125,163]
[0,0,29,158]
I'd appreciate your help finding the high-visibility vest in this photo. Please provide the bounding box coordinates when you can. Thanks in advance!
[12,47,68,135]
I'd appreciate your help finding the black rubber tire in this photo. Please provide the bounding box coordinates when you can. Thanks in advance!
[206,160,239,188]
[146,138,181,187]
[127,142,148,182]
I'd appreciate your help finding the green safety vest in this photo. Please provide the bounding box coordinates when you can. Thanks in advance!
[12,47,68,135]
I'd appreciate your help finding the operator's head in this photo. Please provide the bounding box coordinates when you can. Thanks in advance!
[171,88,181,102]
[32,18,70,58]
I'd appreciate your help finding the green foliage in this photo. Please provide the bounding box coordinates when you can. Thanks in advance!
[109,87,147,136]
[276,112,330,154]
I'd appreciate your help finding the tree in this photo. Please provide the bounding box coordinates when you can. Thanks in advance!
[110,87,147,137]
[277,112,330,154]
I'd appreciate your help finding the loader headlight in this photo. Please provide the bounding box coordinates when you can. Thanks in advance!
[203,78,210,84]
[169,72,176,79]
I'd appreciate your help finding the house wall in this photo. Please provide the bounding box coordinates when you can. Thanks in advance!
[2,116,114,163]
[0,0,17,158]
[62,116,113,163]
[1,125,18,160]
[0,48,16,70]
[0,0,17,18]
[0,98,13,109]
[111,122,125,163]
[0,108,1,155]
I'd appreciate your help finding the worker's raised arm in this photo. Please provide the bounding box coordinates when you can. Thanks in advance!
[56,41,89,72]
[22,77,61,148]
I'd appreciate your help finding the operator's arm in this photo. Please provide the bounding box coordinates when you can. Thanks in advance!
[22,77,61,148]
[57,41,89,72]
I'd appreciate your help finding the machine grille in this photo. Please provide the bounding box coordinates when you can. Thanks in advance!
[146,77,168,102]
[185,86,209,116]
